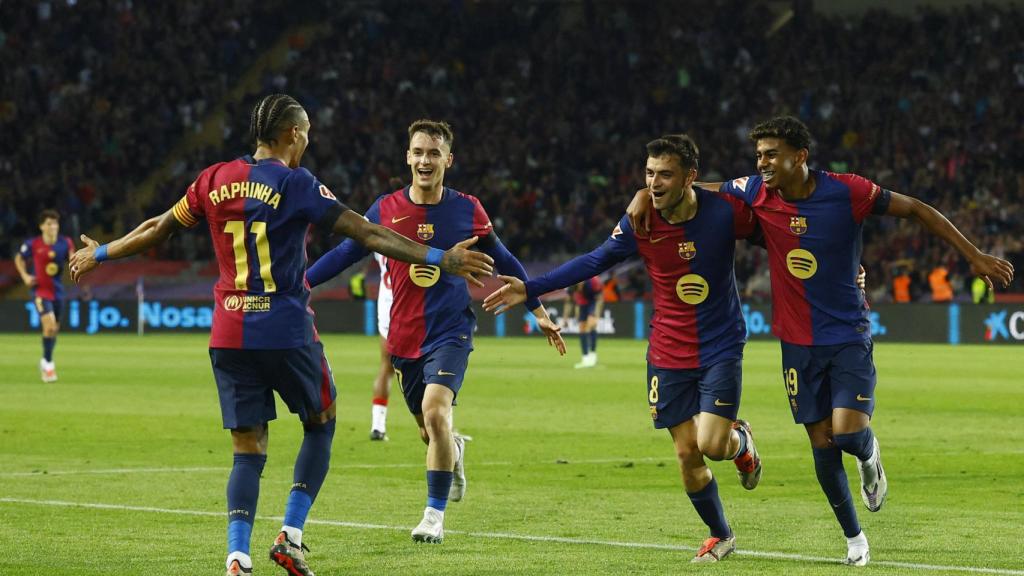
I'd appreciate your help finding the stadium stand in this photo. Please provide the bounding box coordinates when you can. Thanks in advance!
[2,1,1021,302]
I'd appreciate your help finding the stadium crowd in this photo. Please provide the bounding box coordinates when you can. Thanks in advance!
[3,1,1022,301]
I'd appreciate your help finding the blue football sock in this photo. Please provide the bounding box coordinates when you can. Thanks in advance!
[42,337,55,362]
[426,470,453,511]
[284,419,335,530]
[579,332,590,355]
[686,476,731,539]
[226,453,266,555]
[834,427,874,462]
[812,446,861,538]
[589,330,598,352]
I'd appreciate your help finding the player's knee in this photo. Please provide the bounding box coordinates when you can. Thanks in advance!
[675,441,701,465]
[421,407,450,436]
[698,434,730,461]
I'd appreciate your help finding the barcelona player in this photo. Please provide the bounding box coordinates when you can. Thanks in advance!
[565,276,603,368]
[307,119,565,544]
[484,135,762,562]
[627,116,1014,565]
[69,95,494,576]
[15,209,75,383]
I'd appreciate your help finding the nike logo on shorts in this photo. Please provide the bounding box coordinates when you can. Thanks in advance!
[856,394,872,401]
[714,399,734,407]
[438,370,457,376]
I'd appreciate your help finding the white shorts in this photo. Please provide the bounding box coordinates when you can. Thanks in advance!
[375,253,393,338]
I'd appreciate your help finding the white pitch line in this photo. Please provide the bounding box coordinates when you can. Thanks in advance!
[1,497,1021,575]
[0,457,674,477]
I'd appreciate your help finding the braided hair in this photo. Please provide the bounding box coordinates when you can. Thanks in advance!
[249,94,305,146]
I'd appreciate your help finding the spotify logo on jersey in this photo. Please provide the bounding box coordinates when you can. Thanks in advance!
[675,274,709,305]
[786,249,818,279]
[409,264,441,287]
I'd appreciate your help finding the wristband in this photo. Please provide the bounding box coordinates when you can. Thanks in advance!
[426,247,444,266]
[94,244,109,262]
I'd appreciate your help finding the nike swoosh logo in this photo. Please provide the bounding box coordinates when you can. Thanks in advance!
[438,370,457,376]
[391,215,411,223]
[714,399,734,407]
[856,394,872,401]
[650,235,669,244]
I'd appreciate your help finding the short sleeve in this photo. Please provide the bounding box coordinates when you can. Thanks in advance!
[288,167,347,226]
[719,175,761,205]
[838,173,892,223]
[725,195,758,239]
[172,174,206,228]
[18,240,31,257]
[471,197,494,237]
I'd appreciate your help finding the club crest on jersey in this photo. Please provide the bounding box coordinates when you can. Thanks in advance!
[417,223,435,241]
[47,250,56,258]
[789,216,808,235]
[678,241,696,260]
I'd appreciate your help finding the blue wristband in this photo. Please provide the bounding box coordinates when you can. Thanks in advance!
[426,247,444,266]
[94,244,109,262]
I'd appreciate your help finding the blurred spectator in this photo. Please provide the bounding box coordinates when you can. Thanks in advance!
[3,1,1022,302]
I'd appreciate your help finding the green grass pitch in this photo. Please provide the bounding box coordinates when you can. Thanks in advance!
[0,333,1022,575]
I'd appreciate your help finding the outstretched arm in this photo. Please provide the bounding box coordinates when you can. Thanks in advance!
[70,210,182,283]
[331,210,494,287]
[886,192,1014,289]
[483,234,633,314]
[477,231,565,355]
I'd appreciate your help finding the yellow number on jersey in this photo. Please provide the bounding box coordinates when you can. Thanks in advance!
[224,220,277,292]
[785,368,799,396]
[649,375,660,404]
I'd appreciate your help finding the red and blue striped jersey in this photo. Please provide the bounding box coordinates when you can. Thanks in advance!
[172,155,346,349]
[19,235,74,300]
[306,186,539,359]
[719,170,891,346]
[527,188,759,369]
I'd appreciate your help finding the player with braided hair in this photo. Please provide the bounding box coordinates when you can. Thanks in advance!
[70,94,494,576]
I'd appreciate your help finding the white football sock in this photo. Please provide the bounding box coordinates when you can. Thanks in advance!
[226,551,252,570]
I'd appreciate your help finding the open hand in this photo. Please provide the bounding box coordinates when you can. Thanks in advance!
[441,236,494,288]
[69,234,102,284]
[483,275,527,314]
[971,253,1015,290]
[536,314,566,356]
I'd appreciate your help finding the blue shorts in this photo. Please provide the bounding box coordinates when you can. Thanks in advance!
[577,303,595,322]
[780,339,876,424]
[34,297,62,323]
[646,358,742,429]
[209,342,336,429]
[392,344,471,415]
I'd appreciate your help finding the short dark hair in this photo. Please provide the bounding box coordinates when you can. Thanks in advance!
[249,94,306,146]
[408,119,454,150]
[645,134,699,171]
[749,116,812,151]
[38,209,60,224]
